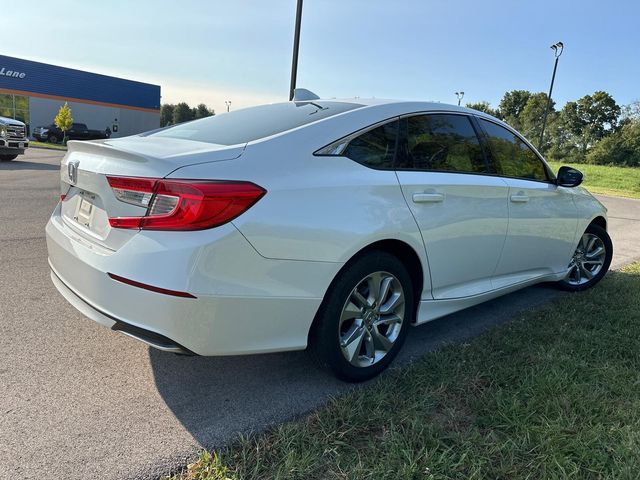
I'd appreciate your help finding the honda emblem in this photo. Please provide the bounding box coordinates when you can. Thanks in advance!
[68,161,79,184]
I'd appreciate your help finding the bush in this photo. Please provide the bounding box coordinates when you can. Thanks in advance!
[587,121,640,166]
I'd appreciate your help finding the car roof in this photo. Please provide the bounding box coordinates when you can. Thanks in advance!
[300,97,542,156]
[315,96,502,122]
[289,96,546,173]
[305,96,538,153]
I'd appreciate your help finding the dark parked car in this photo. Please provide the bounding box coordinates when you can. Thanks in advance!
[33,123,111,143]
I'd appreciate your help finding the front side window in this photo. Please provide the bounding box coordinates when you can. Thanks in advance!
[480,119,549,181]
[341,120,399,169]
[397,114,488,173]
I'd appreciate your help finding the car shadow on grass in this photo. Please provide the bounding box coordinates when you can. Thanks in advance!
[149,283,564,454]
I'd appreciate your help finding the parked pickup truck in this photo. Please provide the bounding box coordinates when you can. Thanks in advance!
[0,116,29,161]
[32,123,111,144]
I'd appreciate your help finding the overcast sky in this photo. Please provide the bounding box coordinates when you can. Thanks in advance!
[4,0,638,113]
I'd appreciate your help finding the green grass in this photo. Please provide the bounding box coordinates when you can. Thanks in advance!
[548,161,640,199]
[29,140,67,150]
[166,262,640,480]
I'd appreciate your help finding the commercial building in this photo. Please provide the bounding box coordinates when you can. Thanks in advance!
[0,54,160,138]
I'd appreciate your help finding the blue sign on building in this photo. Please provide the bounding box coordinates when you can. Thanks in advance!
[0,55,160,111]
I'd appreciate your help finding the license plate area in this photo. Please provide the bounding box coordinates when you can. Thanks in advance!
[74,193,96,228]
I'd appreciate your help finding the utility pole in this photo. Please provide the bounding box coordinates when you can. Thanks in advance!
[225,101,232,112]
[455,91,465,106]
[539,42,564,150]
[289,0,303,100]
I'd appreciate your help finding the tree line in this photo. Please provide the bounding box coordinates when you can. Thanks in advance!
[160,102,215,127]
[467,91,640,167]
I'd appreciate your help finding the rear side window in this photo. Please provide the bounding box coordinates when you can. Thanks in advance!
[480,119,549,181]
[150,101,363,146]
[397,114,488,173]
[342,120,399,169]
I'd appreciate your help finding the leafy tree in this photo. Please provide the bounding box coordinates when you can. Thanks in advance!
[519,92,555,149]
[161,102,214,126]
[621,100,640,122]
[172,102,194,124]
[465,101,500,118]
[160,104,175,127]
[587,120,640,166]
[557,91,620,157]
[546,115,579,161]
[498,90,532,127]
[195,103,215,119]
[54,102,73,144]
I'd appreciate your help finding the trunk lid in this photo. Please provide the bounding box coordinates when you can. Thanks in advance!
[59,136,245,250]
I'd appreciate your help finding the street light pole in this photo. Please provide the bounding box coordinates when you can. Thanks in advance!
[455,91,464,106]
[289,0,303,101]
[538,41,564,150]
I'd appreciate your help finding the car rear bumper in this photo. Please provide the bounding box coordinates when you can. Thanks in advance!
[45,204,341,355]
[50,267,194,353]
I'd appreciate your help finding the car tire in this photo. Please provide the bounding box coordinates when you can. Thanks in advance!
[557,223,613,292]
[309,250,415,382]
[47,134,59,144]
[0,154,18,161]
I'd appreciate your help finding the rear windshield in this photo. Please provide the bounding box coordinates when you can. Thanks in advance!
[149,101,363,146]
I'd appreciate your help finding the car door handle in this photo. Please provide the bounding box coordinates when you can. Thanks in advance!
[412,192,445,203]
[510,194,529,203]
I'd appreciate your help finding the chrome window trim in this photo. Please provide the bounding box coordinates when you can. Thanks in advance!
[313,108,557,185]
[314,109,486,157]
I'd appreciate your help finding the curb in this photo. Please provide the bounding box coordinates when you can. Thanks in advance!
[29,145,68,152]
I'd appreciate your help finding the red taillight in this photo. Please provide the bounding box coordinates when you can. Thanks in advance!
[106,176,266,231]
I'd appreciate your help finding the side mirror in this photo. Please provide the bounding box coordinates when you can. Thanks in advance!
[557,166,583,187]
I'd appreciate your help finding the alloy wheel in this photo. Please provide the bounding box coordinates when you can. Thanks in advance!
[566,233,606,285]
[338,271,405,368]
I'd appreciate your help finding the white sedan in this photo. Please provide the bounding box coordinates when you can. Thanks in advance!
[46,93,612,381]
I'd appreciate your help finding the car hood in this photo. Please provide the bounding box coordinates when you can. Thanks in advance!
[0,116,26,126]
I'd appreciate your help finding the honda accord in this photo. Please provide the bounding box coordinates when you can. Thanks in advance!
[46,91,612,381]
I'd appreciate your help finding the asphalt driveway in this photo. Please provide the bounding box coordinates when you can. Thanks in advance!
[1,149,639,480]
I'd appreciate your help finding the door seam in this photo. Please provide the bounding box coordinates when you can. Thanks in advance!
[489,178,511,281]
[393,170,435,300]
